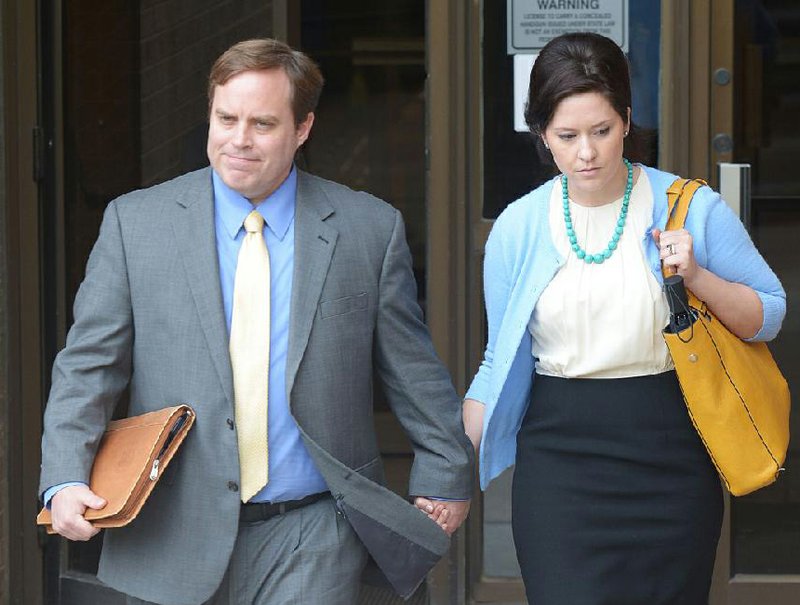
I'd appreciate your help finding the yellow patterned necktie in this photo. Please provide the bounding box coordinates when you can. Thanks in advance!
[230,210,270,502]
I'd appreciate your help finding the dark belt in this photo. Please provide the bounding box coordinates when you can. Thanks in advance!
[240,492,330,523]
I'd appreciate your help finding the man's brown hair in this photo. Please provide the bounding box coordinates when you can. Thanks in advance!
[208,39,324,126]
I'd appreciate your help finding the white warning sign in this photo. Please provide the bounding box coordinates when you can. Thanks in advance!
[507,0,628,54]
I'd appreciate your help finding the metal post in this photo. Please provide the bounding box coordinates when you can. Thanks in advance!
[718,162,752,231]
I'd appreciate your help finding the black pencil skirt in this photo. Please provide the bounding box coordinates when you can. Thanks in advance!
[512,371,723,605]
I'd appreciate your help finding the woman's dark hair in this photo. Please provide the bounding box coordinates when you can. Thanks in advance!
[524,32,645,163]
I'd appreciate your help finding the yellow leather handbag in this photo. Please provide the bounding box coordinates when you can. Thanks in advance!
[661,178,790,496]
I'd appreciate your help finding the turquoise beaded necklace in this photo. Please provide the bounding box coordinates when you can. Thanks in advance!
[561,158,633,264]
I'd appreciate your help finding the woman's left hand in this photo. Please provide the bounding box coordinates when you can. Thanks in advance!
[653,228,698,286]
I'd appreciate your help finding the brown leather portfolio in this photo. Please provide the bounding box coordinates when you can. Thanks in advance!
[37,404,195,533]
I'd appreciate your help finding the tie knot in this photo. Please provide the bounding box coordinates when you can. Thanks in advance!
[244,210,264,234]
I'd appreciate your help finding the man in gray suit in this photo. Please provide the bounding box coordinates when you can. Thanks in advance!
[39,39,473,605]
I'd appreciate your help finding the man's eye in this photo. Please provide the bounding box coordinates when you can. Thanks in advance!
[220,116,235,124]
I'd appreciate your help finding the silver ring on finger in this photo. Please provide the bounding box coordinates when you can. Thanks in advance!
[667,243,676,256]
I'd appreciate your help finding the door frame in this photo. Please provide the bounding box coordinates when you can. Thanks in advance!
[660,0,735,186]
[2,0,46,603]
[426,0,476,602]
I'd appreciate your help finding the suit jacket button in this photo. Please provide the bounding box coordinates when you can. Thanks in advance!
[228,481,239,492]
[226,418,234,430]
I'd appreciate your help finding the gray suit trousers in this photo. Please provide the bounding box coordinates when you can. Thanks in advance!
[126,497,367,605]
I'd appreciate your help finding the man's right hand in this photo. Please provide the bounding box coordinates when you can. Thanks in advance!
[50,484,107,541]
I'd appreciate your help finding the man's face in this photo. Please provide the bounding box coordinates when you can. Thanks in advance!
[207,69,314,203]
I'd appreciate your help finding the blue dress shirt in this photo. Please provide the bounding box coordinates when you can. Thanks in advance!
[214,167,327,503]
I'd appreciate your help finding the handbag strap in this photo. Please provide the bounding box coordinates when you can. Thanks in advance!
[662,177,708,309]
[664,177,707,233]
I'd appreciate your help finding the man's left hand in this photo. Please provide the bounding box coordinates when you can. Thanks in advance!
[414,497,471,535]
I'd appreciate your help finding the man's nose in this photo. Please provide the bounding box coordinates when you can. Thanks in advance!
[231,123,251,148]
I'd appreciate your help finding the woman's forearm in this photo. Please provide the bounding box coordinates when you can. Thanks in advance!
[685,267,764,339]
[463,398,485,455]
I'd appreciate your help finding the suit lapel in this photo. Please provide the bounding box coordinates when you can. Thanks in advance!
[286,171,338,398]
[169,169,234,409]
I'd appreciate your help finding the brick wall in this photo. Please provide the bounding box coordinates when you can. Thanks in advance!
[139,0,273,186]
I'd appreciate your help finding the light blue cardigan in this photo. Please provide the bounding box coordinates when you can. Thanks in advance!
[465,165,787,490]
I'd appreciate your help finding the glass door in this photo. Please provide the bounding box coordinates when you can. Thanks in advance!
[711,1,800,602]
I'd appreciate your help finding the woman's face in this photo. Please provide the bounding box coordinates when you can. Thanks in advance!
[542,92,630,206]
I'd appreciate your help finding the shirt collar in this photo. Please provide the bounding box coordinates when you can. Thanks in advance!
[213,166,297,241]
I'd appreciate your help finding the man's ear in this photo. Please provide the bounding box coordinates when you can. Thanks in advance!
[296,112,315,146]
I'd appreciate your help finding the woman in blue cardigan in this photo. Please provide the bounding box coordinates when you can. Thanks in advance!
[463,33,785,603]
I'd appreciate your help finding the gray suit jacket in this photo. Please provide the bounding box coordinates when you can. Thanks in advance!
[39,168,474,605]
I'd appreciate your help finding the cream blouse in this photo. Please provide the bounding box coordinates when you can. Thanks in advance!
[529,169,674,378]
